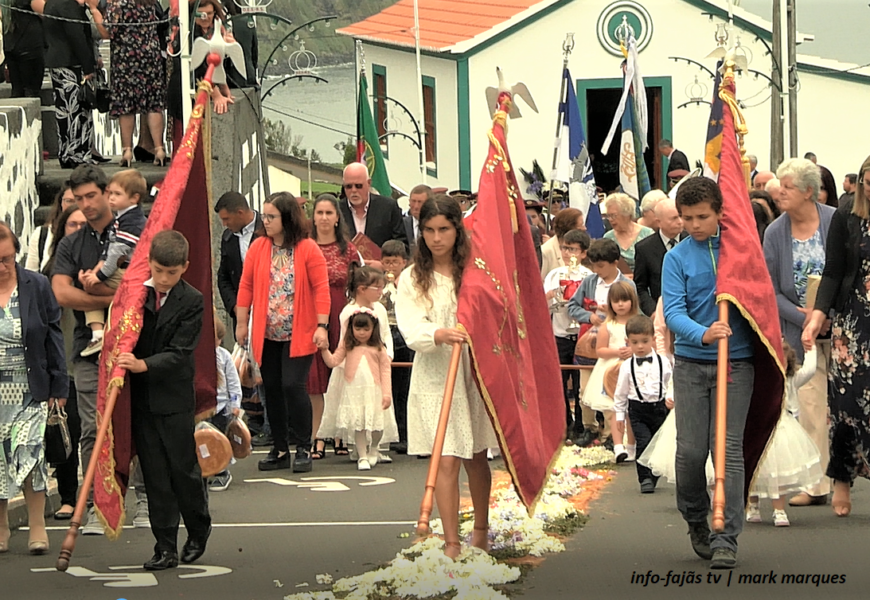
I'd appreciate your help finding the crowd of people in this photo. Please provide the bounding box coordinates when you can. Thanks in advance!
[0,144,868,574]
[1,0,257,168]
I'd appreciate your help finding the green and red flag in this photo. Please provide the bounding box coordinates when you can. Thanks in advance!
[457,91,564,510]
[356,72,392,197]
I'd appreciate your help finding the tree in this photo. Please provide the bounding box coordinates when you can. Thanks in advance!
[263,118,321,161]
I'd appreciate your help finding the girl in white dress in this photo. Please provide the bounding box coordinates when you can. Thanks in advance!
[319,309,398,471]
[746,341,822,527]
[581,281,639,462]
[396,196,498,560]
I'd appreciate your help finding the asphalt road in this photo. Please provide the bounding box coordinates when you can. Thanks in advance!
[4,450,869,600]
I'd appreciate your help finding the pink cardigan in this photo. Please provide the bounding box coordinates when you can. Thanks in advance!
[237,237,330,364]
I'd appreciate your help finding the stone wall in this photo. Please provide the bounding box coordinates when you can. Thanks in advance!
[0,98,43,249]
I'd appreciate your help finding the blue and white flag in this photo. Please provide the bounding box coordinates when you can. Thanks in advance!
[552,68,604,238]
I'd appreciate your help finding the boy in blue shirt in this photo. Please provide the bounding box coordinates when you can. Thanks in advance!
[662,177,755,570]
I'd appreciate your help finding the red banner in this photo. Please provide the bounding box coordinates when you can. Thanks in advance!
[716,76,785,497]
[457,93,564,510]
[93,83,217,539]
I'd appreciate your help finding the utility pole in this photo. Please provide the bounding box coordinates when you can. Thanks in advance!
[770,0,784,168]
[787,0,798,157]
[778,0,791,160]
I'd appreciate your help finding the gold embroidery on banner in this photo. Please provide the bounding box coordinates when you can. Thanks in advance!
[621,141,637,182]
[513,271,527,340]
[105,306,142,377]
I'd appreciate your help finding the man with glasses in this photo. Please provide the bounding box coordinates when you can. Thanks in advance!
[339,162,408,268]
[634,198,686,316]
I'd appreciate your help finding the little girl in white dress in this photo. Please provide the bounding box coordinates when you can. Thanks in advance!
[318,308,399,471]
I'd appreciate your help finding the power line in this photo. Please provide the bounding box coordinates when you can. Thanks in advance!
[261,104,354,137]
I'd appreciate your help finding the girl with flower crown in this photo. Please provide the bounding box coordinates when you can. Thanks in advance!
[319,308,398,471]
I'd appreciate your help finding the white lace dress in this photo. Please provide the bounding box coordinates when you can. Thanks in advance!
[395,269,498,458]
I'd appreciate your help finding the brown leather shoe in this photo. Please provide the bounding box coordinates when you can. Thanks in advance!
[788,492,828,507]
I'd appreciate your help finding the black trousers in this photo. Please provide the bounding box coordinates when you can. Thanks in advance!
[555,335,581,434]
[6,48,45,98]
[132,408,211,553]
[53,377,81,507]
[391,325,414,443]
[261,339,313,453]
[628,399,669,483]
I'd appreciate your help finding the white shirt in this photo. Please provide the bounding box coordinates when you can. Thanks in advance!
[593,273,623,319]
[235,212,258,262]
[659,230,678,251]
[351,197,371,236]
[613,351,674,420]
[543,265,593,337]
[412,216,419,240]
[143,278,170,308]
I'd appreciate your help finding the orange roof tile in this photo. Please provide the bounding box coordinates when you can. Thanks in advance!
[337,0,545,52]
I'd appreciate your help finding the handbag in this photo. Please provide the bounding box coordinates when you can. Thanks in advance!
[80,70,111,113]
[45,405,73,465]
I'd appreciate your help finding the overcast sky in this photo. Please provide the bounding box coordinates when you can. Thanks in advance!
[737,0,869,64]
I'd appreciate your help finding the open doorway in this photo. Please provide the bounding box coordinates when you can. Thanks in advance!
[585,86,663,194]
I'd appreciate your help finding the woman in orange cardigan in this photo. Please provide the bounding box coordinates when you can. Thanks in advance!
[236,192,330,473]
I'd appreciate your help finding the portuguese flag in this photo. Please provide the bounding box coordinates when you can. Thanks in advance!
[357,72,392,197]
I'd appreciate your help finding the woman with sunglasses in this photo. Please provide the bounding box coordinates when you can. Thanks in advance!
[236,192,330,474]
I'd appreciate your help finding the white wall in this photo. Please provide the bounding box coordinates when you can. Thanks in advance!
[0,102,41,254]
[362,44,459,191]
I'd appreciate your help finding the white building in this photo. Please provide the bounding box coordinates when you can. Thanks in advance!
[338,0,870,194]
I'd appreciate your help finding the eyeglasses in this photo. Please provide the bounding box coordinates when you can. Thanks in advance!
[197,10,215,19]
[343,183,364,190]
[262,214,279,222]
[0,255,16,267]
[603,214,618,220]
[559,246,583,254]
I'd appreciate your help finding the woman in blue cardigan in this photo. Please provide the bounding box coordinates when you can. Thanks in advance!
[763,158,835,508]
[0,223,68,554]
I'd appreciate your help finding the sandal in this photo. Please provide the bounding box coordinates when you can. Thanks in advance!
[334,440,350,456]
[444,541,462,560]
[311,439,326,460]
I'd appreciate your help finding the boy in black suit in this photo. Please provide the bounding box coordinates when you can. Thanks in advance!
[117,230,211,571]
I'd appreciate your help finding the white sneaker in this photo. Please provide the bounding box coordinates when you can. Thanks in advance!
[773,509,790,527]
[357,458,371,471]
[745,503,762,523]
[614,444,628,463]
[132,496,150,528]
[81,507,105,536]
[80,336,104,358]
[487,449,494,461]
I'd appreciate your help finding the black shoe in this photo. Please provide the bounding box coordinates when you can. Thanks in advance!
[258,448,291,471]
[144,550,178,570]
[133,146,156,163]
[687,522,713,560]
[602,437,614,452]
[710,547,737,569]
[293,449,312,473]
[640,479,656,494]
[390,442,408,454]
[251,432,273,447]
[91,154,111,163]
[573,430,598,448]
[181,526,211,564]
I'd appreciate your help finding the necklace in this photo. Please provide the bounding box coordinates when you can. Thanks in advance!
[272,245,290,269]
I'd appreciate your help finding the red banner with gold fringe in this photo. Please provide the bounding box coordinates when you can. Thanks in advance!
[93,81,217,539]
[456,92,565,511]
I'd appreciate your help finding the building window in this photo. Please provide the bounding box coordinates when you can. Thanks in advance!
[372,65,388,156]
[422,76,436,175]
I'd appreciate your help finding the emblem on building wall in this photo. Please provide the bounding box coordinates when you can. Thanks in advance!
[597,1,653,56]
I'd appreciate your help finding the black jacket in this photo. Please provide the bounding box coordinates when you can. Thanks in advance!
[217,214,263,318]
[634,232,686,316]
[130,281,204,415]
[403,214,417,253]
[815,198,863,314]
[43,0,95,73]
[340,193,409,251]
[667,149,690,173]
[15,266,69,402]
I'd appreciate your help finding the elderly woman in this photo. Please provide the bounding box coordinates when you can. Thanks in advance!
[0,223,68,554]
[764,158,835,507]
[603,193,654,273]
[539,207,585,278]
[236,192,330,474]
[804,155,870,518]
[638,189,667,230]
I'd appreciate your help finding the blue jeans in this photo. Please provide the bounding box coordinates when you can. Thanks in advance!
[674,359,754,552]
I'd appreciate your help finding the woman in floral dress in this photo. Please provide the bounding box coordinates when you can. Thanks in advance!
[805,154,870,517]
[106,0,167,166]
[396,196,498,559]
[308,194,361,458]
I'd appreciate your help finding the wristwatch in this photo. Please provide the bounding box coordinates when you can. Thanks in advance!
[316,323,329,330]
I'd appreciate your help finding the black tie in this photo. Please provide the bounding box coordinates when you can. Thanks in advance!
[155,291,163,312]
[636,356,653,365]
[667,238,676,250]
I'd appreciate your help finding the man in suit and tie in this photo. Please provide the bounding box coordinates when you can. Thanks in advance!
[634,198,685,316]
[404,184,432,253]
[215,192,262,332]
[340,162,408,268]
[658,139,690,174]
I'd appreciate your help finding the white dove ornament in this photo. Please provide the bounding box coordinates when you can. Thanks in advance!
[190,19,247,86]
[485,67,538,118]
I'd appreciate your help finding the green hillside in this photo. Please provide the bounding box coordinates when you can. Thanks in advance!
[255,0,396,66]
